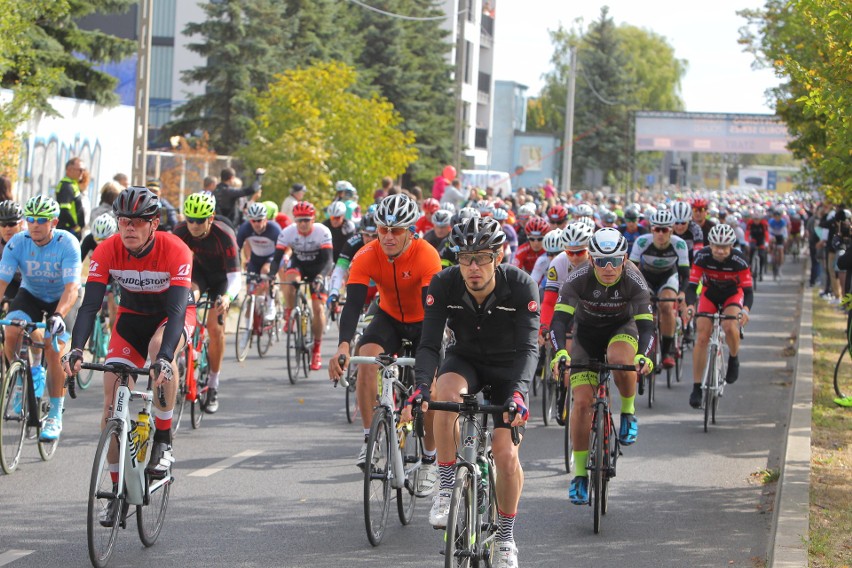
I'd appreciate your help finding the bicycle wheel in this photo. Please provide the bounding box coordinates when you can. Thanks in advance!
[833,346,850,399]
[345,334,360,423]
[712,347,724,426]
[703,345,717,433]
[542,373,556,426]
[79,320,105,390]
[591,406,606,534]
[235,295,253,362]
[563,406,573,473]
[87,420,123,568]
[137,473,171,546]
[444,468,474,568]
[674,327,684,384]
[481,453,499,562]
[364,407,392,546]
[257,309,274,358]
[0,362,27,473]
[172,349,189,435]
[37,395,58,461]
[191,340,208,429]
[396,419,419,525]
[300,299,314,376]
[286,307,301,384]
[601,414,617,516]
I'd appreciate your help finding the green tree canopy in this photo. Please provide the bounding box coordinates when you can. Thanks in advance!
[239,60,417,209]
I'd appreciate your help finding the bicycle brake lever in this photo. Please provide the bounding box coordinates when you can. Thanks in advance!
[507,402,521,446]
[336,355,348,388]
[65,374,77,400]
[157,385,166,407]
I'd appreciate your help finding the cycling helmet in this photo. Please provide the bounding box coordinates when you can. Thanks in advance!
[246,201,268,220]
[575,204,594,217]
[432,209,452,227]
[263,201,279,220]
[670,201,692,223]
[335,180,357,197]
[449,217,506,253]
[375,194,418,227]
[692,198,709,210]
[452,207,480,225]
[650,209,675,227]
[360,213,378,233]
[575,216,597,231]
[366,203,378,215]
[602,212,617,225]
[623,208,639,222]
[476,199,493,215]
[113,187,160,219]
[422,198,440,215]
[708,223,737,246]
[327,201,347,218]
[644,205,657,217]
[91,214,118,242]
[0,200,23,222]
[292,201,317,219]
[183,192,216,218]
[547,205,568,224]
[560,221,594,248]
[24,195,61,219]
[588,228,628,258]
[440,202,456,214]
[524,216,550,238]
[491,207,509,222]
[543,229,564,254]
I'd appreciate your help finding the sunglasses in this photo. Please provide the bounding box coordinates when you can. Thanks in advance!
[458,252,496,266]
[652,227,671,233]
[117,217,153,228]
[186,216,210,224]
[249,218,266,223]
[361,232,378,239]
[0,221,20,228]
[693,207,706,212]
[295,218,313,224]
[593,256,625,268]
[674,221,688,226]
[25,216,51,225]
[566,249,586,257]
[377,226,407,236]
[527,237,543,242]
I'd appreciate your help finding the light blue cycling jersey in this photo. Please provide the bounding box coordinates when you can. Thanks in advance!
[0,229,82,302]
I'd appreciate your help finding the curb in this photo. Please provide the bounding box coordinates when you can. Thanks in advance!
[768,280,812,567]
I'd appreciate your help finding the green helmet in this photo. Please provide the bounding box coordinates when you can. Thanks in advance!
[24,195,60,218]
[183,192,216,218]
[262,200,279,220]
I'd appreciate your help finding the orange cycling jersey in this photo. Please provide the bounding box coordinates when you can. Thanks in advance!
[348,237,441,323]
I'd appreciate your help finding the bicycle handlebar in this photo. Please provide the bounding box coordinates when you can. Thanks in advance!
[420,400,521,446]
[566,362,638,373]
[349,355,416,367]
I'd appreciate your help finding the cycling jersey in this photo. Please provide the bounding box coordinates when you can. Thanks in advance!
[80,233,97,261]
[272,223,333,276]
[414,215,433,235]
[618,224,648,256]
[236,220,281,267]
[512,242,545,273]
[530,253,552,289]
[697,219,717,246]
[747,219,770,247]
[685,247,754,310]
[174,219,241,300]
[768,217,788,239]
[628,234,690,291]
[0,229,81,302]
[322,218,356,263]
[336,233,368,270]
[672,221,704,261]
[414,264,539,399]
[422,229,450,253]
[0,235,22,299]
[540,252,580,328]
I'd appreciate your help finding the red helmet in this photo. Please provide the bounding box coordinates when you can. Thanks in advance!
[422,197,440,215]
[292,201,316,219]
[691,198,708,210]
[275,212,292,228]
[524,216,550,237]
[547,205,568,224]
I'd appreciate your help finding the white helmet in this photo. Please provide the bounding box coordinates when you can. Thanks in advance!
[708,224,737,246]
[543,229,564,254]
[670,201,692,223]
[246,202,268,220]
[326,201,347,218]
[575,203,594,217]
[574,216,596,231]
[375,194,419,227]
[91,214,118,241]
[440,202,456,214]
[650,209,675,227]
[588,228,628,258]
[559,221,593,248]
[518,203,537,218]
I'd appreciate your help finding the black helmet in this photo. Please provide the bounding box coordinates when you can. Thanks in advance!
[113,186,161,219]
[0,200,23,222]
[449,217,506,253]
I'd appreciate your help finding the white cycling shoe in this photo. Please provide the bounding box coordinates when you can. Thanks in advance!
[492,541,519,568]
[429,489,451,528]
[416,461,438,496]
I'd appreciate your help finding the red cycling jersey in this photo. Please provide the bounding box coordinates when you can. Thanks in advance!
[512,242,545,273]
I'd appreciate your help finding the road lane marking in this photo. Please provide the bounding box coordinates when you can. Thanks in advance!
[0,550,34,566]
[188,449,263,477]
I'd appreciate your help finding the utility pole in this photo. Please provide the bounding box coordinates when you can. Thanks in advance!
[452,0,466,169]
[131,0,154,185]
[561,46,577,195]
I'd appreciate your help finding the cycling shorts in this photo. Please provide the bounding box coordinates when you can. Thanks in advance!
[359,308,422,356]
[7,287,77,342]
[646,272,679,295]
[773,234,785,246]
[192,266,229,300]
[106,308,196,368]
[698,288,743,313]
[285,267,328,300]
[246,258,271,275]
[571,320,638,367]
[436,353,525,433]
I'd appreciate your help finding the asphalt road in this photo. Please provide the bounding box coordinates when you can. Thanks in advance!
[0,259,804,568]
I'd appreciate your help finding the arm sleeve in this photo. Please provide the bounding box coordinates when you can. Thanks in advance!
[742,287,754,311]
[156,286,191,362]
[636,318,655,359]
[70,281,107,351]
[316,246,334,276]
[548,280,576,352]
[540,289,558,328]
[677,265,690,292]
[329,265,347,295]
[413,277,449,388]
[338,283,368,345]
[508,276,541,399]
[270,248,286,275]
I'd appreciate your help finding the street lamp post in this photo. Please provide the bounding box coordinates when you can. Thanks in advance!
[131,0,154,186]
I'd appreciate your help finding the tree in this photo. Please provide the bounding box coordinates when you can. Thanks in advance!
[239,61,418,210]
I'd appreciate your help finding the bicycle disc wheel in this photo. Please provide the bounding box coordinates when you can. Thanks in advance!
[592,408,605,534]
[396,420,419,525]
[563,390,573,473]
[833,346,850,399]
[87,421,123,568]
[286,308,301,384]
[703,345,717,433]
[0,362,27,474]
[137,473,171,546]
[191,342,207,429]
[444,468,474,568]
[235,296,253,362]
[364,408,392,546]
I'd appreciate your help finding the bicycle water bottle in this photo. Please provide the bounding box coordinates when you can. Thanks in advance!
[135,411,150,462]
[477,457,489,514]
[31,365,46,399]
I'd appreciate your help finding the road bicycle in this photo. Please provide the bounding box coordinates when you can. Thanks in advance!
[553,358,575,474]
[694,312,742,433]
[416,394,520,567]
[82,361,171,568]
[173,296,216,433]
[0,320,61,474]
[788,234,801,263]
[567,359,640,535]
[80,289,112,390]
[343,346,423,546]
[770,240,784,280]
[286,280,315,384]
[642,296,677,408]
[235,273,281,362]
[341,315,370,424]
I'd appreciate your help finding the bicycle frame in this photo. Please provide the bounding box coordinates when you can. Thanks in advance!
[2,319,55,429]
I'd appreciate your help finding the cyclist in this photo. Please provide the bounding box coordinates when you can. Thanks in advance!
[619,208,648,257]
[546,204,569,231]
[0,196,81,440]
[540,222,594,341]
[81,214,118,262]
[415,197,441,235]
[327,212,379,311]
[492,207,518,260]
[400,217,536,568]
[422,209,453,256]
[328,194,442,487]
[440,207,480,267]
[628,210,690,368]
[514,202,537,246]
[236,202,282,320]
[670,201,704,263]
[768,208,789,269]
[63,187,194,481]
[531,228,563,292]
[512,216,549,273]
[271,201,333,371]
[684,224,752,408]
[334,180,361,222]
[0,200,25,301]
[549,228,653,505]
[173,192,242,413]
[691,198,716,246]
[746,208,770,282]
[322,200,356,263]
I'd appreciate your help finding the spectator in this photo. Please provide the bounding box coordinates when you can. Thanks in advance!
[202,175,217,194]
[281,183,307,219]
[214,166,264,227]
[55,157,86,240]
[806,205,824,287]
[113,172,130,188]
[146,179,179,232]
[0,175,14,201]
[90,181,121,227]
[440,178,465,209]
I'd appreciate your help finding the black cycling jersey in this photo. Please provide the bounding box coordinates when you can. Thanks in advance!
[80,233,97,261]
[322,218,356,263]
[698,219,717,246]
[337,233,367,269]
[173,219,240,275]
[414,264,540,399]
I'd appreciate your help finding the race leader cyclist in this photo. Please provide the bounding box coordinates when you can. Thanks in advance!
[62,187,195,479]
[0,196,81,441]
[173,192,242,414]
[549,228,653,506]
[684,224,752,409]
[401,216,537,568]
[270,200,333,371]
[329,194,442,483]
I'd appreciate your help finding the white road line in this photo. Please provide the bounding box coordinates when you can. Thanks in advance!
[188,449,263,478]
[0,550,34,566]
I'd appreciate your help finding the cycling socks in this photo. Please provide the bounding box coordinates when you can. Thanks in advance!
[620,395,635,415]
[438,461,455,490]
[207,371,220,390]
[422,448,437,463]
[661,336,673,356]
[496,509,516,542]
[153,408,173,443]
[48,396,63,420]
[573,450,589,477]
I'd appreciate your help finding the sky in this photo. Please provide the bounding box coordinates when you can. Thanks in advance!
[492,0,781,115]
